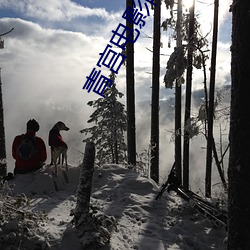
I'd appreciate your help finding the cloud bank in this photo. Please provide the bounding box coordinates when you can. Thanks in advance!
[0,1,232,193]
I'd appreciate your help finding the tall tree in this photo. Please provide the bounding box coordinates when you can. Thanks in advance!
[0,28,14,177]
[205,0,219,197]
[175,0,183,183]
[80,73,127,166]
[0,68,6,177]
[228,0,250,248]
[163,0,185,182]
[126,0,136,166]
[150,0,161,184]
[183,0,195,190]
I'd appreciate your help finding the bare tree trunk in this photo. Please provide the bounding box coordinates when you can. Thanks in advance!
[205,0,219,197]
[74,142,95,227]
[183,0,195,190]
[113,111,119,164]
[74,142,116,248]
[114,140,118,164]
[126,0,136,166]
[0,30,14,178]
[150,0,161,184]
[0,69,7,177]
[175,0,183,183]
[228,0,250,248]
[211,137,227,191]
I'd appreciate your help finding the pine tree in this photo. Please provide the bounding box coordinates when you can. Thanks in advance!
[205,0,219,198]
[228,0,250,248]
[80,73,127,166]
[175,0,183,184]
[183,0,195,190]
[126,0,136,166]
[150,0,161,184]
[163,1,210,187]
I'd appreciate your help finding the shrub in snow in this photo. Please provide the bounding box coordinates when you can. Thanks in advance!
[0,180,52,250]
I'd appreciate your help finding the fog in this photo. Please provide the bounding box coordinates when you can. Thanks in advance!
[0,1,231,193]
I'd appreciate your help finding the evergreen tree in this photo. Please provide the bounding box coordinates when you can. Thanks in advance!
[80,73,127,166]
[183,0,195,190]
[205,0,219,198]
[163,1,210,187]
[126,0,136,166]
[228,0,250,248]
[150,0,161,184]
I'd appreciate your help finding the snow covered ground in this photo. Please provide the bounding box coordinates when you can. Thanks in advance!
[1,164,227,250]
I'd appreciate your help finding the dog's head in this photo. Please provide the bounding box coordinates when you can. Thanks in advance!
[53,121,69,131]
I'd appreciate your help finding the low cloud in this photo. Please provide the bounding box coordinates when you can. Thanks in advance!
[0,17,109,170]
[0,1,232,193]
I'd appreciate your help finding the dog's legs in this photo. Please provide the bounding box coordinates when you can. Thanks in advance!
[57,154,61,164]
[52,147,68,177]
[61,153,65,165]
[61,152,69,183]
[52,148,60,177]
[64,153,68,171]
[61,152,68,171]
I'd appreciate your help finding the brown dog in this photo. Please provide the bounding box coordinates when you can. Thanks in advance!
[48,121,69,176]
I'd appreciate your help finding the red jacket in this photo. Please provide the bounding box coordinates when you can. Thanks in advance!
[12,131,47,171]
[48,128,68,149]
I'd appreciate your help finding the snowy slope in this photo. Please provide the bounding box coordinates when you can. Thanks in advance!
[2,164,227,250]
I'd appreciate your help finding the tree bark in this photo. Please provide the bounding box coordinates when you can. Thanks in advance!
[183,0,195,190]
[74,142,95,228]
[0,69,7,177]
[114,140,118,164]
[126,0,136,166]
[74,142,116,248]
[175,0,183,183]
[150,0,161,184]
[211,137,227,191]
[205,0,219,197]
[228,0,250,249]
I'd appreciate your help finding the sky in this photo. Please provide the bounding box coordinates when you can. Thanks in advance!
[0,0,232,189]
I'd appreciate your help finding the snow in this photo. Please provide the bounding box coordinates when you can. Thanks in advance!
[2,164,227,250]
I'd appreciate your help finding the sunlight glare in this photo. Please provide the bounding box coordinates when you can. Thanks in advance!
[183,0,194,9]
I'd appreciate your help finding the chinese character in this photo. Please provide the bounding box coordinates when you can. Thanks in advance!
[83,0,154,97]
[132,0,151,15]
[110,23,140,50]
[93,75,113,98]
[97,44,126,74]
[145,0,158,6]
[122,6,146,29]
[83,68,101,93]
[83,68,113,97]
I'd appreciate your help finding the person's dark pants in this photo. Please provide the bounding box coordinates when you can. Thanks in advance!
[14,165,43,175]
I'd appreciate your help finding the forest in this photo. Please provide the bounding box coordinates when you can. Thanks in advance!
[0,0,250,249]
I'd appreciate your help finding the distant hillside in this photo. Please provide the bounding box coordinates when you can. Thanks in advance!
[137,85,231,124]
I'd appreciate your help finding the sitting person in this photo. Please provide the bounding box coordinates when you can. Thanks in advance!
[12,119,47,174]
